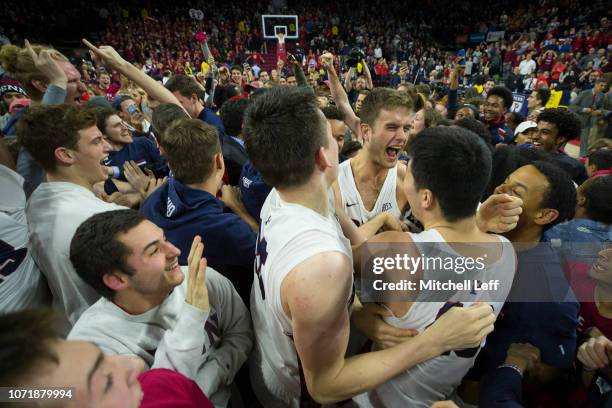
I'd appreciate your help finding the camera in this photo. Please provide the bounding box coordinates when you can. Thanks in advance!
[347,47,365,68]
[430,82,448,95]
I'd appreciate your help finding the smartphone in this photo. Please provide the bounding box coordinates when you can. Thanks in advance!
[126,104,139,116]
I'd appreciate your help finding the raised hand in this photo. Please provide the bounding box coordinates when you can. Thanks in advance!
[186,235,209,311]
[476,193,523,233]
[123,161,152,196]
[24,40,67,88]
[143,176,167,199]
[82,38,128,71]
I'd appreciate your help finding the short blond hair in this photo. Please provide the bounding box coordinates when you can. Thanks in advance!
[0,44,68,101]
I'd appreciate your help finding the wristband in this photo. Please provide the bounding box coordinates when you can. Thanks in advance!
[498,364,524,376]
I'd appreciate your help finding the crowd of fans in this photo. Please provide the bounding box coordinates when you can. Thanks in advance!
[1,1,612,407]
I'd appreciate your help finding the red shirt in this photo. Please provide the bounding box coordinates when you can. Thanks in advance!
[138,368,213,408]
[98,83,121,101]
[579,301,612,340]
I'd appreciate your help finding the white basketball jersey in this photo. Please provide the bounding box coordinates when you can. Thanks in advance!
[354,229,515,408]
[250,189,353,407]
[0,166,49,312]
[337,159,402,226]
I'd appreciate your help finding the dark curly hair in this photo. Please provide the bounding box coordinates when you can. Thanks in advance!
[487,86,513,109]
[537,108,582,141]
[581,175,612,224]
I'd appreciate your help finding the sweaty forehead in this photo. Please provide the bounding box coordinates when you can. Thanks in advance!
[376,107,413,125]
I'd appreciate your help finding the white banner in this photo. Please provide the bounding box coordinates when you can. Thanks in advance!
[486,31,505,42]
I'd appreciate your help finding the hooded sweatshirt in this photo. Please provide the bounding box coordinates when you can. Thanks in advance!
[141,178,256,301]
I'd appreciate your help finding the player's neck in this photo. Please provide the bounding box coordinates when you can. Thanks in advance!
[425,215,482,241]
[186,177,219,197]
[277,179,330,216]
[113,289,169,315]
[353,151,390,182]
[46,170,94,193]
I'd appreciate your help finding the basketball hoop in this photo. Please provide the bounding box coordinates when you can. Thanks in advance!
[261,15,298,40]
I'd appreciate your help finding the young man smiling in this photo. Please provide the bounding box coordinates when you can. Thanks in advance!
[68,210,252,407]
[483,85,514,145]
[93,107,167,195]
[18,104,125,327]
[531,107,588,184]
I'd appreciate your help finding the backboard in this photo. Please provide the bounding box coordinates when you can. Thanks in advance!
[261,15,299,39]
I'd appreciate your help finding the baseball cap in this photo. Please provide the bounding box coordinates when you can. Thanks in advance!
[112,94,133,110]
[514,120,538,136]
[86,96,113,109]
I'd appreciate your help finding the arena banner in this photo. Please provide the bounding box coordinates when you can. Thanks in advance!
[469,32,486,43]
[486,31,505,42]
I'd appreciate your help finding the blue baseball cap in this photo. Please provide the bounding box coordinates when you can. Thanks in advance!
[111,94,133,110]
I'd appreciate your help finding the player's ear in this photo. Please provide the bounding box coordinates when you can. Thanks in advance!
[361,122,372,144]
[215,152,224,172]
[315,146,331,170]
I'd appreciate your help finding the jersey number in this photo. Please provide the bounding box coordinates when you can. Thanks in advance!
[254,224,268,300]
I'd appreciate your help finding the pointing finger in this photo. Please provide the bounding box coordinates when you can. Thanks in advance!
[24,39,38,62]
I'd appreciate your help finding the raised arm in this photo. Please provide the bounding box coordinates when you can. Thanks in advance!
[447,62,462,119]
[321,53,361,137]
[344,67,355,91]
[361,59,374,90]
[82,39,186,115]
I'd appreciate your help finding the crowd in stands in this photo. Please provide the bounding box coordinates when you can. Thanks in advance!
[1,0,612,407]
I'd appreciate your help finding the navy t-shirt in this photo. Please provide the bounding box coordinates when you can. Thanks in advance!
[103,136,167,194]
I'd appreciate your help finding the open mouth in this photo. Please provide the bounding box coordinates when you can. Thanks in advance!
[385,147,401,161]
[166,259,180,272]
[531,141,542,148]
